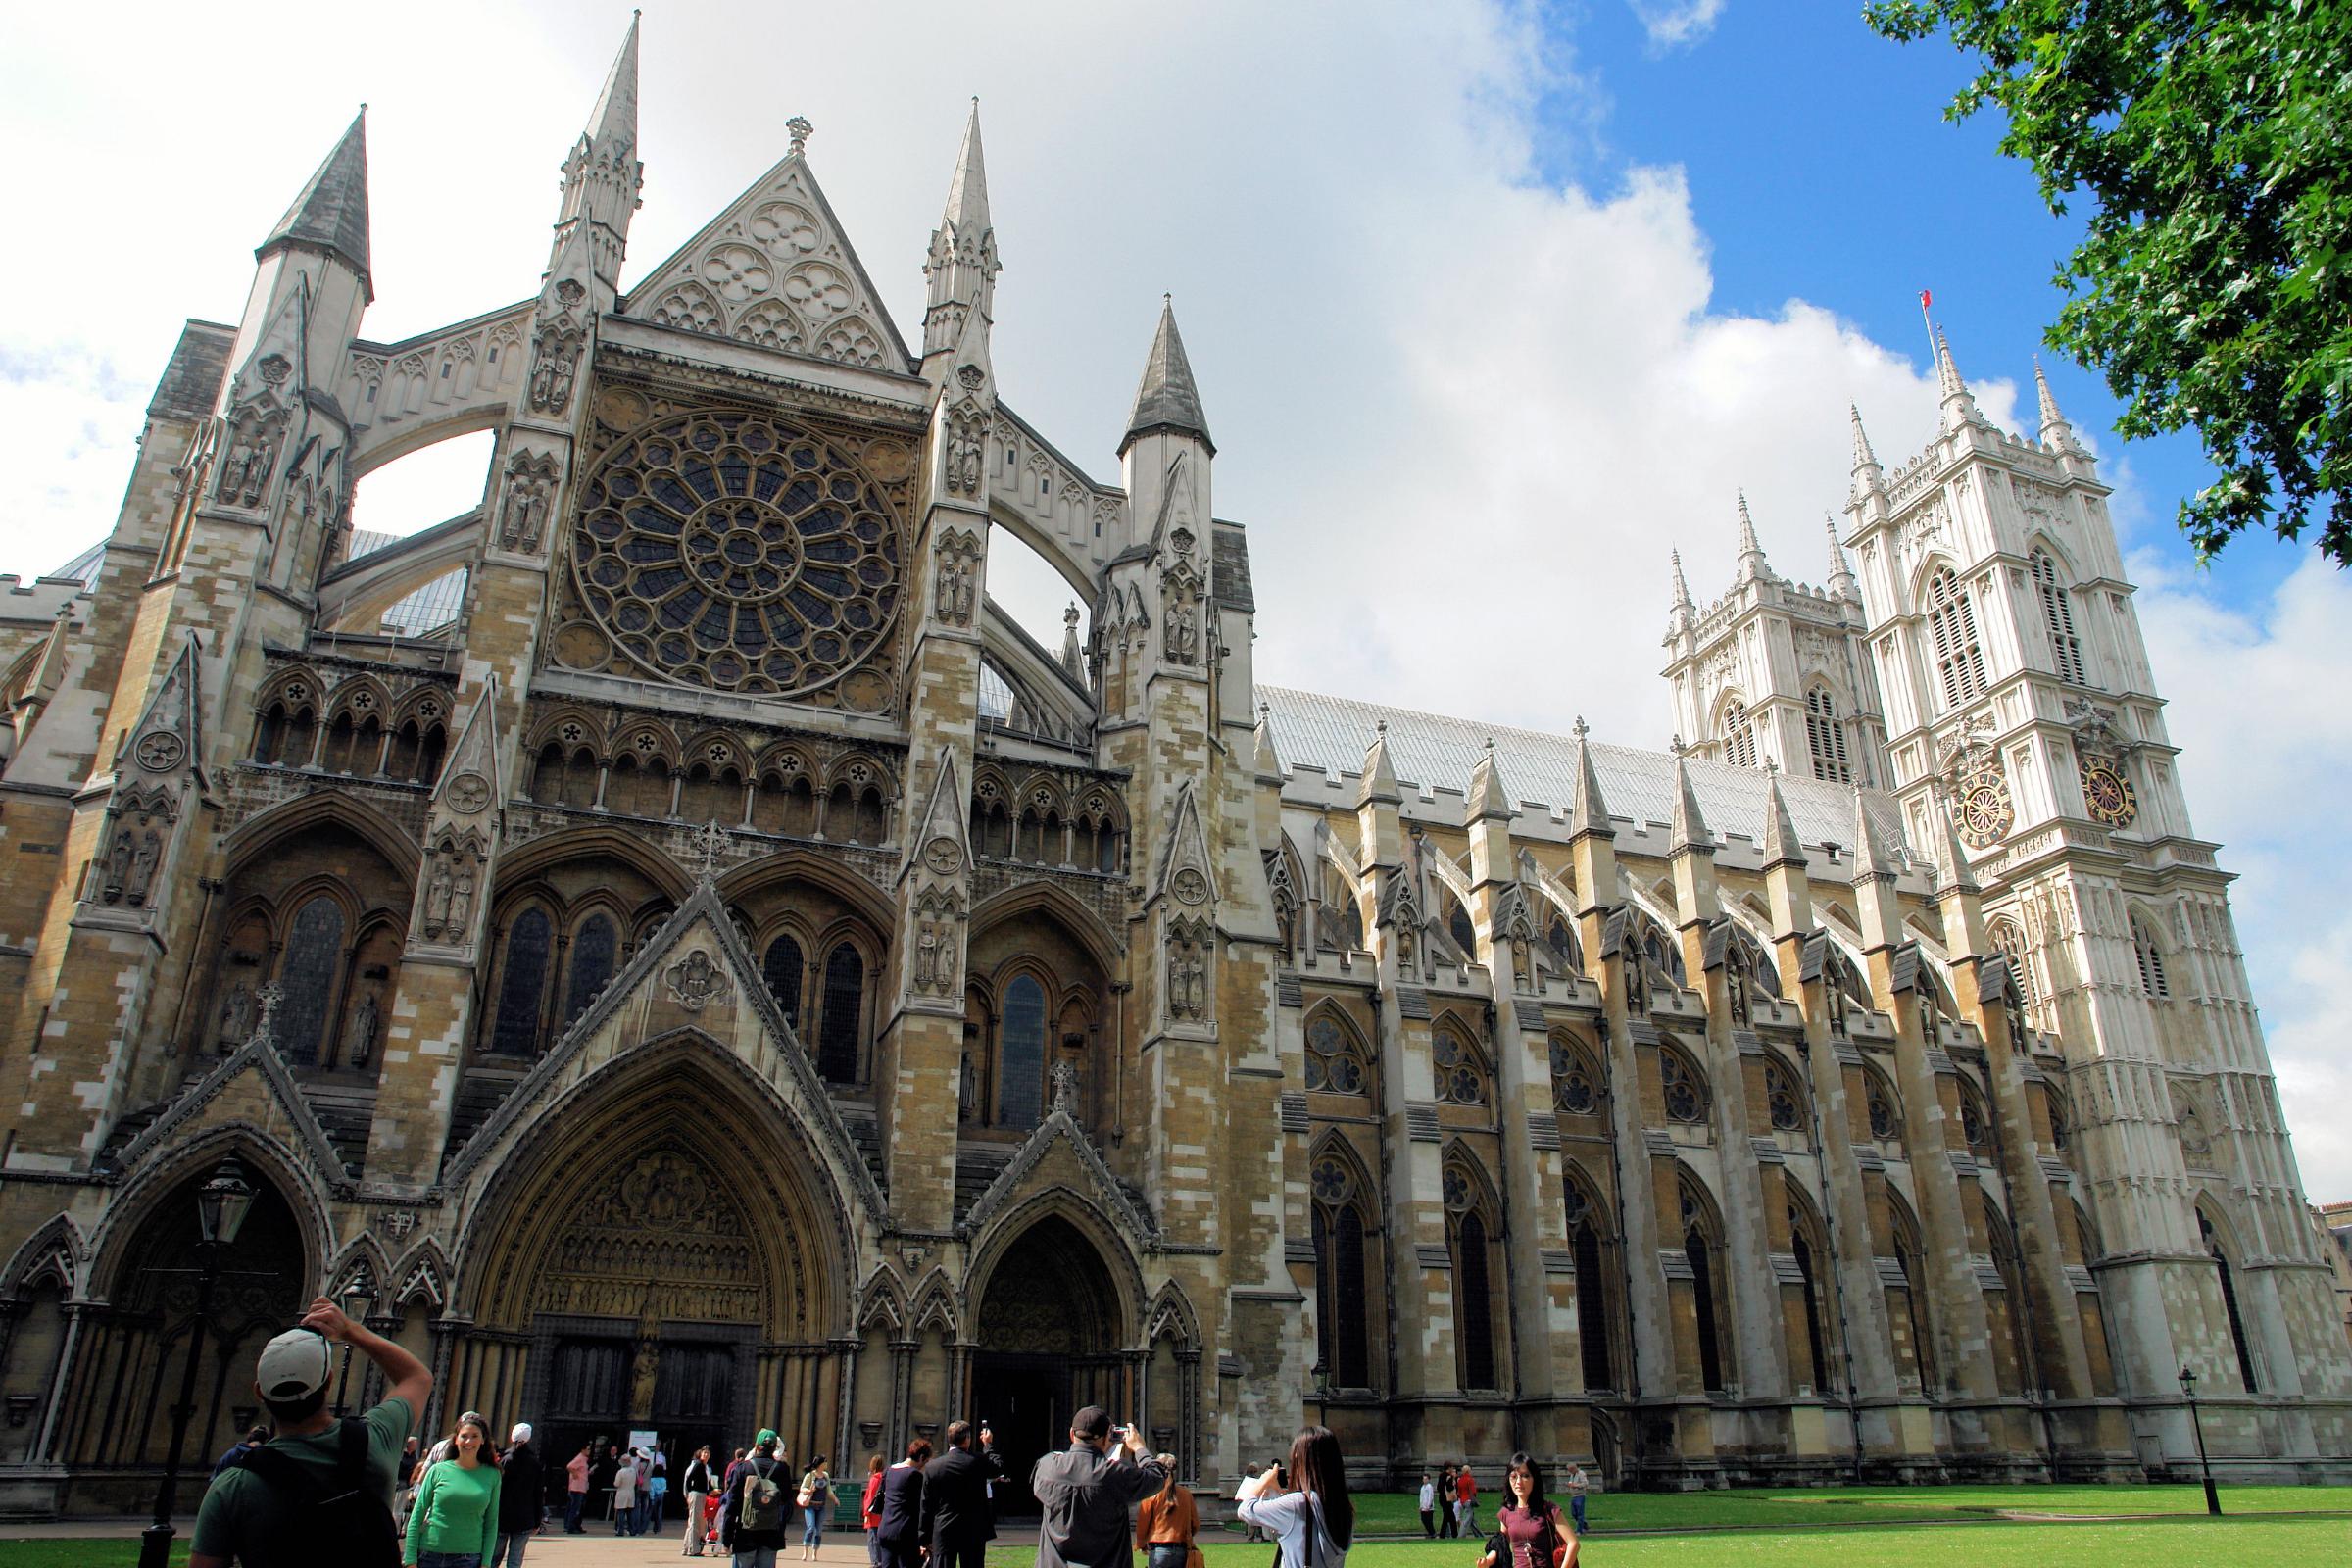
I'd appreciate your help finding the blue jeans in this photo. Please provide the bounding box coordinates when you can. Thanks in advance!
[803,1506,826,1546]
[493,1531,532,1567]
[419,1553,482,1568]
[565,1492,585,1532]
[1570,1494,1587,1533]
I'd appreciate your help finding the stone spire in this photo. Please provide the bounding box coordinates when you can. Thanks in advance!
[1252,702,1283,781]
[1850,792,1897,882]
[1059,603,1083,678]
[1848,403,1883,490]
[259,111,372,301]
[2034,357,2076,448]
[1735,491,1768,581]
[1935,327,1984,431]
[922,99,1002,360]
[1668,754,1712,854]
[1824,514,1858,600]
[554,13,645,287]
[1759,770,1806,871]
[1568,722,1613,843]
[1667,548,1695,635]
[1358,721,1399,808]
[1468,739,1512,822]
[1120,297,1213,457]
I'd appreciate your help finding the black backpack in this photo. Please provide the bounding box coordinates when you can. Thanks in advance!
[234,1417,401,1568]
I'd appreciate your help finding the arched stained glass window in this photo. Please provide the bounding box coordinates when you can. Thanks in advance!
[762,933,805,1033]
[816,944,863,1083]
[276,895,346,1065]
[1446,897,1476,956]
[1866,1072,1902,1143]
[1564,1178,1615,1392]
[1309,1154,1373,1390]
[1792,1226,1829,1393]
[1456,1207,1497,1390]
[1686,1219,1725,1392]
[1928,566,1988,708]
[997,974,1046,1129]
[491,907,553,1056]
[2200,1211,2260,1392]
[562,913,618,1029]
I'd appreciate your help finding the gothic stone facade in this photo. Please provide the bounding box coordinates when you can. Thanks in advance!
[1,21,2345,1517]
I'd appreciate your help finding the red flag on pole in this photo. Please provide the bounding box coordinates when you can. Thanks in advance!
[1919,288,1933,310]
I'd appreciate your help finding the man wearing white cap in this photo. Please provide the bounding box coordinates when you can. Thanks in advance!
[495,1421,545,1566]
[189,1293,432,1568]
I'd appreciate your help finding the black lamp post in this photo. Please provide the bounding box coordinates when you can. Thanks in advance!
[139,1156,256,1568]
[2178,1363,2222,1516]
[1311,1357,1330,1431]
[334,1271,379,1416]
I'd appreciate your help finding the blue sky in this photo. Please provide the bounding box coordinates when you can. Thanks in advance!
[0,0,2344,1196]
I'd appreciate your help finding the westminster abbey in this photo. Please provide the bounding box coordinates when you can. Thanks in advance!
[0,17,2345,1518]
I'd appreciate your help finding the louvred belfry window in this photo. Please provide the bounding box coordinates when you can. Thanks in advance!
[1928,567,1988,708]
[2032,550,2087,686]
[1805,687,1852,783]
[1720,699,1757,769]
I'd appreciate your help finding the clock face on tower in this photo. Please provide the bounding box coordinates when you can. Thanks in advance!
[1954,763,2015,849]
[2080,755,2138,828]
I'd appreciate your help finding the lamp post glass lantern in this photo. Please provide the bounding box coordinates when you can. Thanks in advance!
[2178,1363,2222,1516]
[335,1274,379,1416]
[139,1157,256,1568]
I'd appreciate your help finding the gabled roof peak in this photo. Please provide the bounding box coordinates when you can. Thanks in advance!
[1120,297,1212,457]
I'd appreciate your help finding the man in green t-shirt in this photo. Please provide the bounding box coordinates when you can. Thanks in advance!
[189,1294,433,1568]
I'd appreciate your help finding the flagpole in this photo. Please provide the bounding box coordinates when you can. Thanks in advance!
[1918,288,1937,362]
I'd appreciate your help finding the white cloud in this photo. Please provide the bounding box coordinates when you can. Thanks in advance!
[6,1,2340,1198]
[1629,0,1728,50]
[2132,552,2352,1200]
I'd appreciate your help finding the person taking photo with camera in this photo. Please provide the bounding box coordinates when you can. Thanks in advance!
[188,1294,433,1568]
[1029,1407,1165,1568]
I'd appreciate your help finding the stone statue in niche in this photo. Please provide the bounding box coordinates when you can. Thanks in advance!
[498,452,560,552]
[1727,956,1751,1027]
[958,1038,979,1123]
[450,866,476,935]
[1510,928,1532,993]
[1164,590,1199,665]
[126,831,161,906]
[629,1338,659,1418]
[102,829,133,904]
[423,858,454,937]
[528,319,583,416]
[945,411,985,496]
[1623,926,1649,1016]
[350,990,381,1068]
[216,406,279,509]
[1916,977,1940,1040]
[219,982,255,1051]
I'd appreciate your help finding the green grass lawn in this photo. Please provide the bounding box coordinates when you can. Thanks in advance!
[1335,1483,2352,1535]
[0,1545,187,1567]
[976,1517,2351,1568]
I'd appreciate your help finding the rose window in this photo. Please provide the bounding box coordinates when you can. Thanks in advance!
[1310,1156,1352,1204]
[1434,1031,1486,1105]
[1867,1080,1902,1143]
[573,411,902,696]
[1960,1094,1987,1150]
[1304,1014,1366,1094]
[1550,1039,1597,1114]
[1764,1061,1803,1132]
[1442,1166,1473,1212]
[1661,1048,1706,1124]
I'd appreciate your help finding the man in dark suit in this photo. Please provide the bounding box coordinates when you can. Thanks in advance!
[919,1421,1005,1568]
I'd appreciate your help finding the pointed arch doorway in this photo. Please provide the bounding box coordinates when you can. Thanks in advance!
[968,1216,1126,1516]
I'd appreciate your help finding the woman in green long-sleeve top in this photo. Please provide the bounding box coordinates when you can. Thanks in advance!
[406,1412,503,1568]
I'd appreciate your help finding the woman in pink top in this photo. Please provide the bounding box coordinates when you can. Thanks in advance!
[1478,1453,1574,1568]
[565,1446,591,1534]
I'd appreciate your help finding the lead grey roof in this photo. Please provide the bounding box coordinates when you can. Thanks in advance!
[1211,522,1253,613]
[1257,684,1912,860]
[147,321,237,422]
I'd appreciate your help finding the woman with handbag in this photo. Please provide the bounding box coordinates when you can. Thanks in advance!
[1234,1426,1352,1568]
[1135,1453,1200,1568]
[1478,1452,1576,1568]
[796,1455,834,1560]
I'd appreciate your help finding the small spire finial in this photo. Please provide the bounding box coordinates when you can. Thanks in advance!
[696,818,726,883]
[787,116,813,158]
[1573,715,1590,741]
[1671,733,1688,758]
